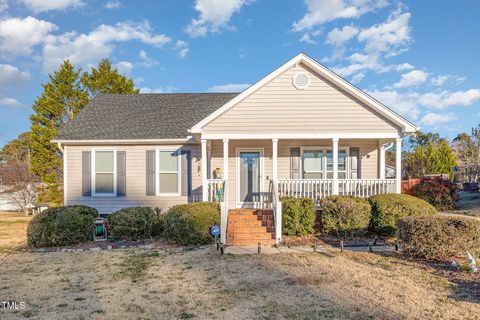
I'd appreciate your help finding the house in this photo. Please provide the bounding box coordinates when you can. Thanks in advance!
[54,53,418,246]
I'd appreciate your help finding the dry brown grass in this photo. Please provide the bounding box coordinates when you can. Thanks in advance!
[0,247,478,319]
[0,212,30,254]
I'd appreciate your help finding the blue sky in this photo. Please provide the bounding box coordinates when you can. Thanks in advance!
[0,0,479,147]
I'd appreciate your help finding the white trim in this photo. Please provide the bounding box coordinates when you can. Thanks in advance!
[201,132,401,140]
[332,139,339,195]
[191,53,418,134]
[201,139,208,201]
[156,147,182,196]
[395,138,402,194]
[272,139,278,181]
[63,145,67,205]
[91,148,117,197]
[235,148,264,208]
[51,138,193,145]
[379,142,386,180]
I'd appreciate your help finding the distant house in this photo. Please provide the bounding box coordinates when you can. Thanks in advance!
[54,53,418,245]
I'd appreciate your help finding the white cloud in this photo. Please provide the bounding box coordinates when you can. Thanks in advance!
[105,1,122,9]
[185,0,253,37]
[20,0,83,13]
[174,40,189,58]
[208,83,250,92]
[350,72,364,84]
[333,52,388,77]
[0,97,25,109]
[358,9,411,54]
[367,89,420,120]
[300,33,317,44]
[140,86,179,93]
[0,16,58,57]
[293,0,388,32]
[393,69,429,88]
[418,89,480,109]
[420,112,457,126]
[0,64,30,87]
[395,63,414,71]
[138,50,159,67]
[115,61,133,75]
[42,21,171,72]
[326,24,358,46]
[431,75,449,86]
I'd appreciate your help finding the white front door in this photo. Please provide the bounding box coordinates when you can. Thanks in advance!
[236,149,263,207]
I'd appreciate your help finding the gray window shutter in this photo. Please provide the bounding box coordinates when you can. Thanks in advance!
[82,151,91,196]
[117,151,126,197]
[350,147,360,179]
[146,150,156,196]
[290,148,300,179]
[181,150,192,197]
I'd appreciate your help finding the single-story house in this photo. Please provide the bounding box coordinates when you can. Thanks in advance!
[54,53,418,246]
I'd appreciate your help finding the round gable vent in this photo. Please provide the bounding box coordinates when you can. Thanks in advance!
[292,72,310,90]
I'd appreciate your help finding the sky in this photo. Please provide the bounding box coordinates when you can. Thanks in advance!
[0,0,479,147]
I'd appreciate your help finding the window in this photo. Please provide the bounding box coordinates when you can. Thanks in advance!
[326,150,347,179]
[303,150,323,179]
[158,150,180,194]
[93,150,116,195]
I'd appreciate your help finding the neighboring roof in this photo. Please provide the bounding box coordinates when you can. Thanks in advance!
[190,52,419,134]
[55,93,238,141]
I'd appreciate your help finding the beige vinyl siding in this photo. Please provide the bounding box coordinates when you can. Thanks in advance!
[209,139,382,208]
[203,63,400,134]
[66,144,202,214]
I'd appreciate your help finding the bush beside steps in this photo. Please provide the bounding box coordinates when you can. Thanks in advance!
[27,205,99,247]
[281,197,316,237]
[397,215,480,261]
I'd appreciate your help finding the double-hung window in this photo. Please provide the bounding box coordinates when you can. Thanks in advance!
[326,149,347,179]
[302,150,323,179]
[157,150,181,195]
[93,149,116,196]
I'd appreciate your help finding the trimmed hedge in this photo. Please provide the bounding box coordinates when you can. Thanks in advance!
[320,196,371,236]
[282,197,316,236]
[369,194,437,235]
[412,179,459,210]
[107,207,163,241]
[163,202,220,245]
[397,215,480,261]
[27,205,98,247]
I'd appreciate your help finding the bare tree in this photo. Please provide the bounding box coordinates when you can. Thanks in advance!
[453,126,480,183]
[0,162,39,214]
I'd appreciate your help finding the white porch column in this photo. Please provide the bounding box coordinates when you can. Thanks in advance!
[272,138,278,181]
[201,139,208,201]
[379,141,386,180]
[221,139,229,244]
[395,138,402,194]
[332,138,339,195]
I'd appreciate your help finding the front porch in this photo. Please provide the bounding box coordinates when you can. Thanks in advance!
[198,136,403,245]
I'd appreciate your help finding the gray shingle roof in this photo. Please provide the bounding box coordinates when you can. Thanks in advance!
[56,93,238,140]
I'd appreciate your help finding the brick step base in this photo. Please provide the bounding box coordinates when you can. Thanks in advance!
[227,209,275,246]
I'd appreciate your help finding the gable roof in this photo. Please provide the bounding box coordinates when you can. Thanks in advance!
[55,93,238,142]
[190,52,418,134]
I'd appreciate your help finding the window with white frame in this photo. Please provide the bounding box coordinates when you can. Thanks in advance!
[157,150,180,194]
[326,149,347,179]
[93,150,116,195]
[302,150,323,179]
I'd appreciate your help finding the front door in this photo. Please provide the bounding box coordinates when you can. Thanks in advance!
[237,150,262,207]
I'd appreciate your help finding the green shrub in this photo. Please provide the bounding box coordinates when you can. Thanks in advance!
[397,215,480,261]
[369,194,437,236]
[320,196,371,236]
[281,197,316,236]
[412,179,459,210]
[27,205,98,247]
[107,207,162,241]
[163,202,220,245]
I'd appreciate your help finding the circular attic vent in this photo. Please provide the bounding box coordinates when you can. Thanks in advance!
[292,72,310,90]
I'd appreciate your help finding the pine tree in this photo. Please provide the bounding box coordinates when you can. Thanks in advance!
[30,61,88,205]
[81,59,139,97]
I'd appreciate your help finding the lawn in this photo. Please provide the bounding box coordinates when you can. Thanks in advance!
[0,212,31,254]
[441,191,480,218]
[0,213,479,319]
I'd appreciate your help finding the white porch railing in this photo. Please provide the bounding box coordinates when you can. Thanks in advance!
[339,179,396,197]
[278,179,333,205]
[271,180,282,245]
[207,179,225,202]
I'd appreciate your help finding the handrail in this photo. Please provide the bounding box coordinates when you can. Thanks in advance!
[271,179,282,245]
[206,179,225,202]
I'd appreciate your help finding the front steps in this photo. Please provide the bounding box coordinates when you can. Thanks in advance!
[227,209,276,246]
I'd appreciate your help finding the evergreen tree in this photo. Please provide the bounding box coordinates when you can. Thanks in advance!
[81,59,139,97]
[30,61,88,205]
[0,131,32,163]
